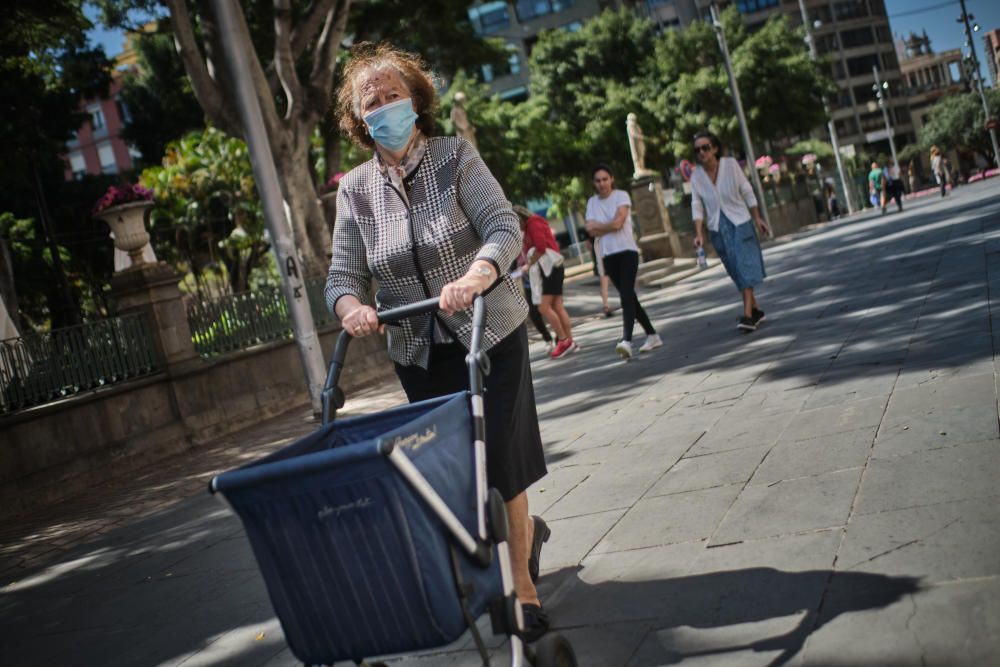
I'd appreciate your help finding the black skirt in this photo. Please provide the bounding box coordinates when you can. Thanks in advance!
[393,324,547,501]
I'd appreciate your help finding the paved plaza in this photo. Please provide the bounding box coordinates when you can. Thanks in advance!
[2,181,1000,666]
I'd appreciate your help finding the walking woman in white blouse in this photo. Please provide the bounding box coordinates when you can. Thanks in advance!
[691,131,771,332]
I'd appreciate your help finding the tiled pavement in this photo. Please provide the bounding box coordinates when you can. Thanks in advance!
[2,181,999,666]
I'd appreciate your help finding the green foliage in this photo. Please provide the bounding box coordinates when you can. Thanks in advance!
[786,138,834,163]
[141,128,269,295]
[918,90,1000,162]
[0,213,74,330]
[120,25,205,165]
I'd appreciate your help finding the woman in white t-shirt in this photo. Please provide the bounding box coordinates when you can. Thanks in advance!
[690,131,770,332]
[585,164,661,359]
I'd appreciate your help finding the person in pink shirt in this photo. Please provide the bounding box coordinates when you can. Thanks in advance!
[515,206,577,359]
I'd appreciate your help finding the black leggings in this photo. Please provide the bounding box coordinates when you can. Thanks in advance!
[602,250,655,342]
[523,286,552,342]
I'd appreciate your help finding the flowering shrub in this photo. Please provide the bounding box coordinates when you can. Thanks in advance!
[801,153,818,166]
[755,155,773,170]
[92,183,154,215]
[320,171,345,194]
[768,163,781,175]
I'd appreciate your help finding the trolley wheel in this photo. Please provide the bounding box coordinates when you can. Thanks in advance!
[487,487,509,543]
[531,633,577,667]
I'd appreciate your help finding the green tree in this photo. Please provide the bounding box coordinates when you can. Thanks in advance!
[119,25,205,164]
[919,89,1000,165]
[1,0,113,327]
[141,128,269,295]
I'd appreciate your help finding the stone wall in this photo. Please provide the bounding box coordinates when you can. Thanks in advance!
[0,326,395,519]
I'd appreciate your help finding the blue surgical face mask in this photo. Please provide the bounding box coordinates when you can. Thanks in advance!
[364,98,418,152]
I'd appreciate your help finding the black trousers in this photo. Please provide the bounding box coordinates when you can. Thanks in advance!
[523,285,552,342]
[393,324,547,501]
[602,250,655,342]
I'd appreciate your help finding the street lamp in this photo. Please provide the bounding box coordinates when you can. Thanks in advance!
[958,0,1000,171]
[798,0,855,214]
[872,66,900,171]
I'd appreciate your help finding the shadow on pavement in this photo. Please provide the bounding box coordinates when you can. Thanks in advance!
[540,565,921,666]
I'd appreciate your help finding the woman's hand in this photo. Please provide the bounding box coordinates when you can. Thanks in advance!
[440,267,493,314]
[693,232,704,248]
[342,304,382,338]
[755,216,769,237]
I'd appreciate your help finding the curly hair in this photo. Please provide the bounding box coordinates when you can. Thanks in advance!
[336,42,439,149]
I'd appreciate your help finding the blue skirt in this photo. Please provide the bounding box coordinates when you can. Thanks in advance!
[710,212,766,290]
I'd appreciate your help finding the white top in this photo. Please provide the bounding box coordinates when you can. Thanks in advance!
[585,189,639,257]
[690,157,758,232]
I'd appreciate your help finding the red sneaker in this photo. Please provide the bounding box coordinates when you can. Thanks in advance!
[551,338,574,359]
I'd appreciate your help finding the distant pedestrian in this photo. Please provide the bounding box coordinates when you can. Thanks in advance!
[907,161,918,195]
[514,206,578,359]
[516,255,554,353]
[579,227,614,318]
[825,183,841,219]
[868,161,886,213]
[885,160,903,212]
[930,146,948,197]
[690,130,770,332]
[585,164,662,359]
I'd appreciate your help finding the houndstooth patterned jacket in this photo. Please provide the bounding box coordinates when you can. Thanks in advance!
[325,136,529,368]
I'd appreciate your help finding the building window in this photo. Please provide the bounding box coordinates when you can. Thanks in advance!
[97,142,118,174]
[468,2,510,36]
[500,86,528,102]
[68,152,87,179]
[833,1,867,21]
[875,25,892,43]
[116,97,132,124]
[840,27,874,49]
[810,4,833,25]
[815,33,839,54]
[835,117,859,135]
[847,53,880,77]
[563,20,583,32]
[89,105,106,131]
[514,0,576,22]
[507,46,522,75]
[481,63,495,83]
[735,0,779,12]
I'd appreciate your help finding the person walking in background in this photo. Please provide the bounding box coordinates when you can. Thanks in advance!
[515,206,578,359]
[580,228,614,318]
[868,161,886,213]
[886,159,903,213]
[907,161,918,196]
[690,130,770,333]
[515,255,554,353]
[930,146,948,198]
[326,43,551,639]
[585,164,662,359]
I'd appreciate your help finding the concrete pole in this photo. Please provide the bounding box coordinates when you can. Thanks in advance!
[872,66,900,171]
[959,0,1000,171]
[710,4,772,238]
[211,0,327,414]
[798,0,855,214]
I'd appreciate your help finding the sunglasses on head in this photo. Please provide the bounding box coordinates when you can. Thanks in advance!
[695,144,713,153]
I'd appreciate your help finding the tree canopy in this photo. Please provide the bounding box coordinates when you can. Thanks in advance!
[918,89,1000,165]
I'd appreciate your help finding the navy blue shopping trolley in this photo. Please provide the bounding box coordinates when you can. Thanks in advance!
[211,296,575,667]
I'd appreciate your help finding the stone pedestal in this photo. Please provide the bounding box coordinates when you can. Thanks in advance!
[630,176,683,261]
[111,262,198,367]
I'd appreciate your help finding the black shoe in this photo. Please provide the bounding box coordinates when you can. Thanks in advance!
[751,308,766,326]
[528,515,550,583]
[737,316,757,332]
[520,603,550,642]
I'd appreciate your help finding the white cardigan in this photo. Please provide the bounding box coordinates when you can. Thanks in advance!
[691,157,758,232]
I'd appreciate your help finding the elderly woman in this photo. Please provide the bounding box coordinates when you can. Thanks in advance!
[691,130,770,332]
[324,43,550,640]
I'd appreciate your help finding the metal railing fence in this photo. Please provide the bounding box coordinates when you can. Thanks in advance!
[186,277,333,357]
[1,313,159,414]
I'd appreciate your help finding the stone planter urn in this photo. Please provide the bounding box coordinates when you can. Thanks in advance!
[95,201,153,268]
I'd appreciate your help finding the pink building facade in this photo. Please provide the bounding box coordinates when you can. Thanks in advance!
[63,76,139,180]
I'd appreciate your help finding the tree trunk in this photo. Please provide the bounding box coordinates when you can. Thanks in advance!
[275,139,331,277]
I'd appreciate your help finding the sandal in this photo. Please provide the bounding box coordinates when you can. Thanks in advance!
[528,515,550,583]
[520,603,550,642]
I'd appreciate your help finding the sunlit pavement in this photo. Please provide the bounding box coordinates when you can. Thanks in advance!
[2,180,999,665]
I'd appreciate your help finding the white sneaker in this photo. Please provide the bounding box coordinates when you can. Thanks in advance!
[615,340,634,360]
[639,334,663,353]
[545,340,555,354]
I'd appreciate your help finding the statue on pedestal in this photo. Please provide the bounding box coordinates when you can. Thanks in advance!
[450,92,477,150]
[626,113,657,179]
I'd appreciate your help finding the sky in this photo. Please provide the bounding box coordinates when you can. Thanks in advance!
[885,0,1000,84]
[85,1,1000,80]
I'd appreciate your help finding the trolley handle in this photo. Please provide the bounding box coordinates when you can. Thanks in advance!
[321,295,488,425]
